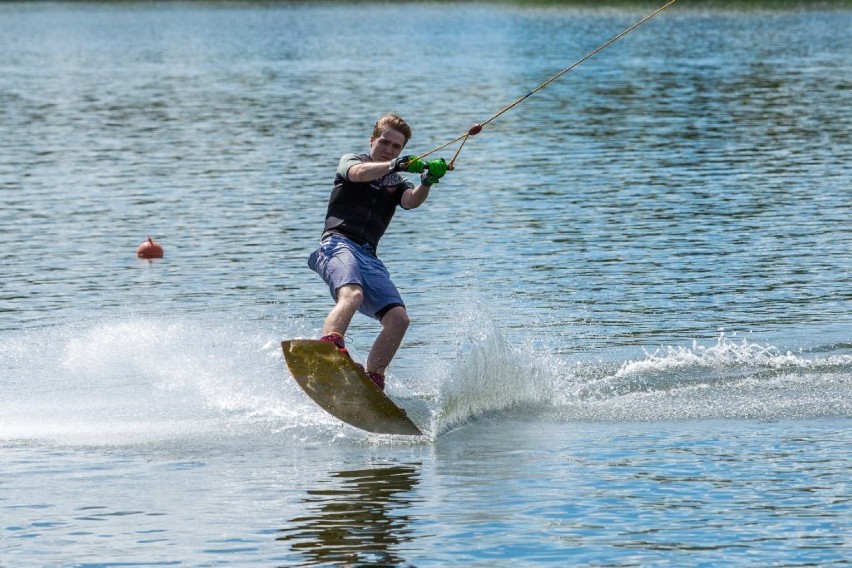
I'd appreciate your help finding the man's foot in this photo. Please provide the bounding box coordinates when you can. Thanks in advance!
[320,332,348,356]
[366,371,385,391]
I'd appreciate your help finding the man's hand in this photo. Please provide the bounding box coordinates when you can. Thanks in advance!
[420,158,448,186]
[389,156,426,173]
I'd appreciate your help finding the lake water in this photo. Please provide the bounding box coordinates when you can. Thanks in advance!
[1,2,851,566]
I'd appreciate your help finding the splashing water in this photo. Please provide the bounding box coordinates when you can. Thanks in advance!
[427,321,852,433]
[559,334,852,422]
[0,316,319,445]
[2,314,850,446]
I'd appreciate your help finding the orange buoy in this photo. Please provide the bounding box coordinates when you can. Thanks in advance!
[136,236,164,259]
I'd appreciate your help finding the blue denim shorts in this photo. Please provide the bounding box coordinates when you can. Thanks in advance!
[308,234,404,321]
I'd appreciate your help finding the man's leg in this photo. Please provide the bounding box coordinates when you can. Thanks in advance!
[322,284,363,338]
[366,306,410,376]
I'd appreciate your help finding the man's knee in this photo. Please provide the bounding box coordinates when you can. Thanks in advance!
[382,306,410,333]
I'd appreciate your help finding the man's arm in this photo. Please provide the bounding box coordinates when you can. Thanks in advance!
[401,158,448,209]
[347,160,395,183]
[401,183,431,210]
[347,155,426,182]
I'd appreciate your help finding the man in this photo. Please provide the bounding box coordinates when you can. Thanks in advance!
[308,113,448,390]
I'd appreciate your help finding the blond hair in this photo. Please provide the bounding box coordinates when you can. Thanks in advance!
[372,113,412,146]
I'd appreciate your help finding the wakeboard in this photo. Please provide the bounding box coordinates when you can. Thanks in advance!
[281,339,423,436]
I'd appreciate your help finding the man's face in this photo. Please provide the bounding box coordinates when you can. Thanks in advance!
[370,128,406,162]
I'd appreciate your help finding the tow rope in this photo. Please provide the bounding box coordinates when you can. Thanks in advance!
[414,0,679,171]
